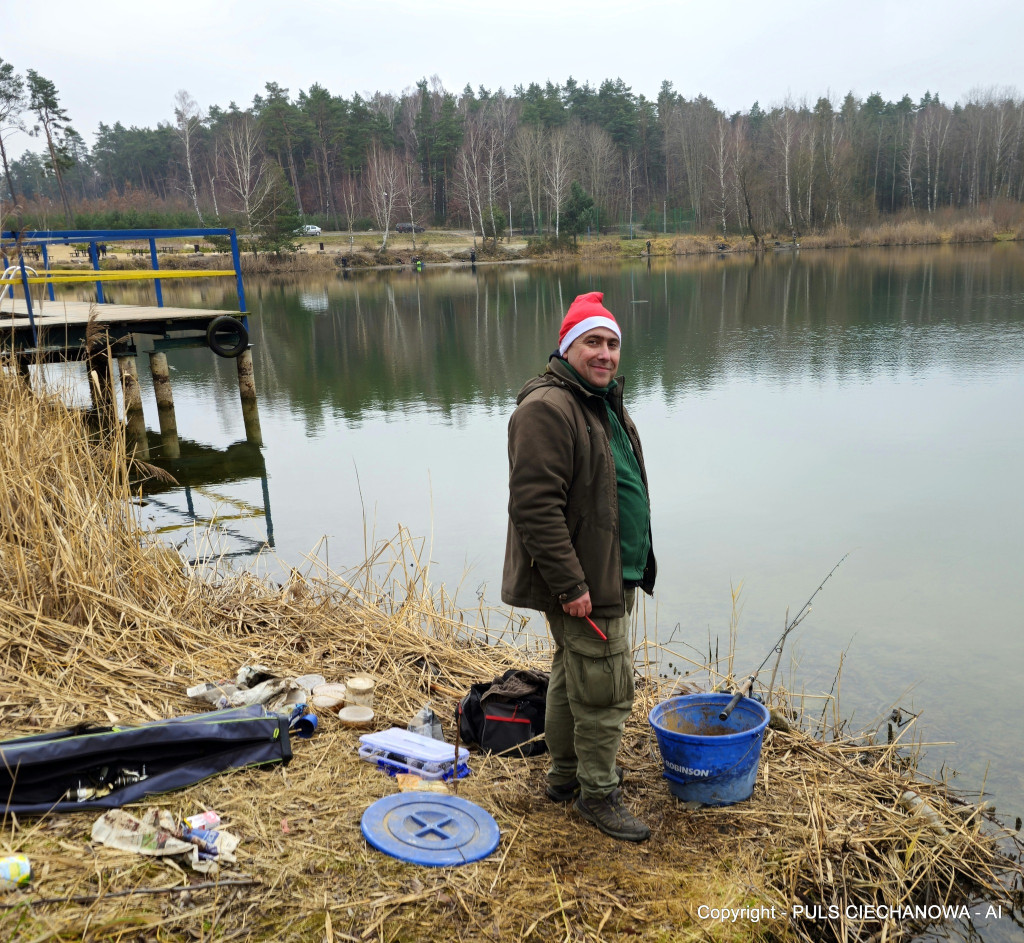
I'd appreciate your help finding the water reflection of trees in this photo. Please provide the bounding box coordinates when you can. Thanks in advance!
[73,249,1024,419]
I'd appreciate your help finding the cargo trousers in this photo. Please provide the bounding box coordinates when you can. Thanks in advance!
[544,589,635,800]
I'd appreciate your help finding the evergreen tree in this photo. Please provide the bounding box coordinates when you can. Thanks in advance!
[0,58,25,205]
[26,69,74,225]
[561,180,594,246]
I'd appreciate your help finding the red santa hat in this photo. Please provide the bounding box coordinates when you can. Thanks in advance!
[557,292,621,356]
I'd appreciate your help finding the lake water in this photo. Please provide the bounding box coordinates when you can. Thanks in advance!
[90,245,1024,826]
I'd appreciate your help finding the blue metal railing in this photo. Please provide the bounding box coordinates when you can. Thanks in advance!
[1,228,248,348]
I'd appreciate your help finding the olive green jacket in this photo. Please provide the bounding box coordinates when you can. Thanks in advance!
[501,357,656,617]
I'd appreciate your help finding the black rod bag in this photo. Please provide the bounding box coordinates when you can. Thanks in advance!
[0,705,291,816]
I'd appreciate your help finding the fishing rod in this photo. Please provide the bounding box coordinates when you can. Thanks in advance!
[718,553,849,721]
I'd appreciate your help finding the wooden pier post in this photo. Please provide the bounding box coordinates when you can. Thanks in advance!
[117,355,149,459]
[148,351,180,459]
[235,348,263,446]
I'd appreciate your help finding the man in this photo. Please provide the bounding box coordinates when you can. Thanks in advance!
[502,291,656,843]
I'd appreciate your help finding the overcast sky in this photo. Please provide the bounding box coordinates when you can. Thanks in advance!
[7,0,1023,153]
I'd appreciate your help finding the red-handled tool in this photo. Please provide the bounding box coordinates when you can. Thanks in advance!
[585,616,608,641]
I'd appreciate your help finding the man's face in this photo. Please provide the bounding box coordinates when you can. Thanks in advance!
[565,327,620,387]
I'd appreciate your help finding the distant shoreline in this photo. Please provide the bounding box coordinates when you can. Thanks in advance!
[29,218,1019,276]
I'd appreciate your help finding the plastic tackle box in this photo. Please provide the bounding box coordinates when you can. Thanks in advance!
[358,727,471,781]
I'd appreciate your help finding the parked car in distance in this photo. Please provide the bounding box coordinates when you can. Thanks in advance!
[296,224,322,236]
[396,223,425,233]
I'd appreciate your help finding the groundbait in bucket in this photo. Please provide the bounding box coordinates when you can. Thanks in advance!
[649,693,770,806]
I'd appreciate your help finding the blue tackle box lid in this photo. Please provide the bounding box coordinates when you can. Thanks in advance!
[361,793,500,866]
[359,727,469,765]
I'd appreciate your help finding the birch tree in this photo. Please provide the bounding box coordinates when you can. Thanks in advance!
[512,123,545,233]
[771,103,796,232]
[366,143,402,251]
[798,111,817,227]
[222,112,274,240]
[543,126,573,237]
[173,89,205,225]
[622,148,640,239]
[820,104,846,224]
[676,96,716,227]
[577,123,617,225]
[902,114,919,209]
[402,155,425,250]
[339,173,359,232]
[455,115,486,242]
[711,115,729,233]
[921,103,951,212]
[484,92,516,247]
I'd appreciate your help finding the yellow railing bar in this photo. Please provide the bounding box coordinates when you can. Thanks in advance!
[0,270,237,286]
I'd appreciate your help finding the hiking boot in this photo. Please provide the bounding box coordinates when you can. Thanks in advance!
[545,766,624,803]
[574,788,650,843]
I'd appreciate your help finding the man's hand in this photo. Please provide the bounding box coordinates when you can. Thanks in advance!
[562,591,592,619]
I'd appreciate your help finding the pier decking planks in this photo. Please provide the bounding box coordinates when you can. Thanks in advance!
[1,298,243,332]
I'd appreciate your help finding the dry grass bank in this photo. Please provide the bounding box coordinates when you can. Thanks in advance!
[31,218,1019,279]
[0,369,1021,942]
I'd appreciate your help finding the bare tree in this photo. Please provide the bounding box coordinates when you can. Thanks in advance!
[771,103,796,232]
[577,122,616,227]
[222,112,274,240]
[820,106,846,224]
[368,91,399,130]
[366,143,402,251]
[483,92,515,247]
[173,89,205,225]
[204,129,223,220]
[455,122,486,245]
[512,123,545,233]
[455,99,512,246]
[676,96,716,227]
[797,111,817,227]
[544,126,573,237]
[711,115,730,234]
[339,172,359,233]
[401,155,425,250]
[730,117,746,234]
[921,104,950,213]
[901,114,919,210]
[622,148,641,239]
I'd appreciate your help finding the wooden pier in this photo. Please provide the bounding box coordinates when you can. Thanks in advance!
[1,297,248,361]
[2,227,262,449]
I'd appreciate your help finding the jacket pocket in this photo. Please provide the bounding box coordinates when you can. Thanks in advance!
[562,613,629,658]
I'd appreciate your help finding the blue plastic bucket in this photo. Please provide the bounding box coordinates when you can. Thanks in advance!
[649,693,770,805]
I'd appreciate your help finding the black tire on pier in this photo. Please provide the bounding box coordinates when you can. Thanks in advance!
[206,316,249,358]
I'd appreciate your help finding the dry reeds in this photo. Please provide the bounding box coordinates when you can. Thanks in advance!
[239,252,339,276]
[0,368,1020,942]
[667,235,721,256]
[857,220,944,247]
[949,217,997,244]
[797,226,854,249]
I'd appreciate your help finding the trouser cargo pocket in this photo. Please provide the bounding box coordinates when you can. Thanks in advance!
[565,648,634,710]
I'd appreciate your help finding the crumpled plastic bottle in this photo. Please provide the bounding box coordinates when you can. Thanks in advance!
[407,703,445,741]
[0,854,31,889]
